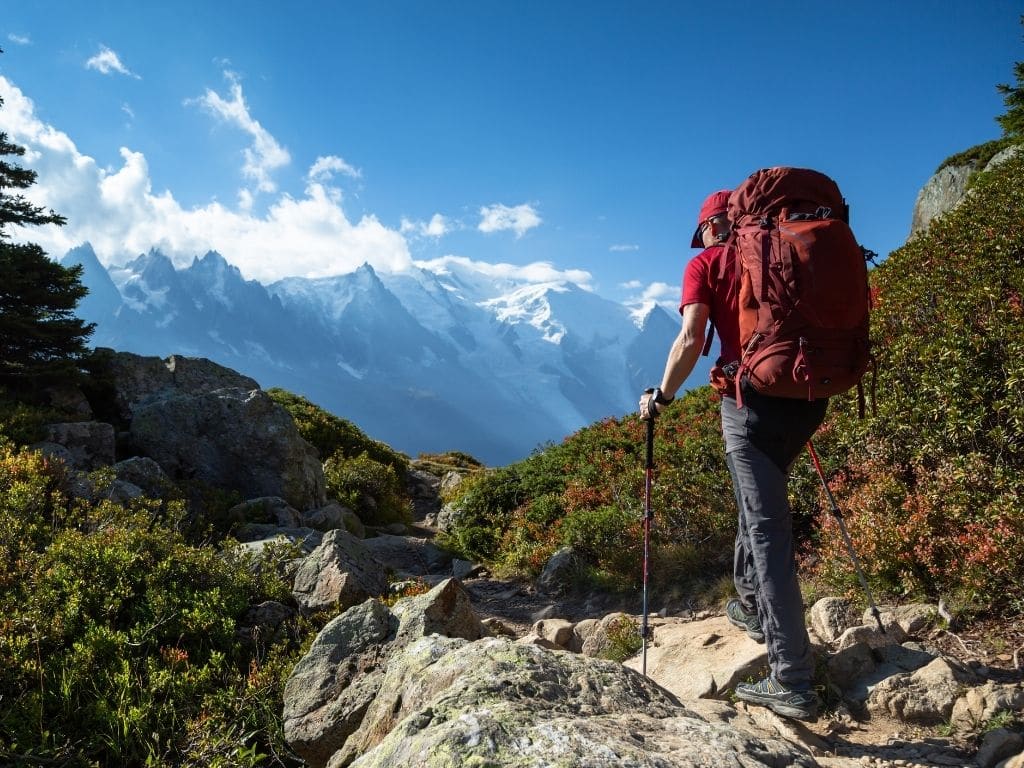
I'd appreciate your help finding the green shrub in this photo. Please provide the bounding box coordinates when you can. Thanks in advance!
[0,389,72,445]
[267,388,407,472]
[0,443,304,765]
[440,388,735,592]
[799,152,1024,614]
[601,615,643,663]
[437,466,527,562]
[936,137,1014,173]
[324,450,411,527]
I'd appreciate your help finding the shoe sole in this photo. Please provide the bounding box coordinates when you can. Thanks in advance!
[735,692,817,720]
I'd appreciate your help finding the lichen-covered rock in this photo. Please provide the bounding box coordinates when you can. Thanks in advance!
[283,600,397,768]
[332,636,817,768]
[292,529,388,613]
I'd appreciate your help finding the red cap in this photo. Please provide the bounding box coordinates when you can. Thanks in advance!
[690,189,732,248]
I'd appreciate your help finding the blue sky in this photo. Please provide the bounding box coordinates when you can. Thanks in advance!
[1,1,1021,311]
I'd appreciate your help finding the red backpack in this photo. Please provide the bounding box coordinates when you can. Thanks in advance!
[725,167,872,410]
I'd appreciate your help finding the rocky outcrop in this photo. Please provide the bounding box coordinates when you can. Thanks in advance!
[130,385,324,511]
[910,144,1022,236]
[283,580,819,768]
[910,162,976,236]
[101,350,260,423]
[37,352,326,514]
[338,635,818,768]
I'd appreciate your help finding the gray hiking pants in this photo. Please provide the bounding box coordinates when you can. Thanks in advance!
[721,385,827,689]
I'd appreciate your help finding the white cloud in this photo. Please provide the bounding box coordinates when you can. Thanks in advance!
[610,243,639,252]
[418,254,593,291]
[85,45,140,79]
[7,33,31,46]
[478,202,541,238]
[121,103,135,120]
[623,281,679,317]
[308,155,361,181]
[401,213,451,238]
[189,71,290,195]
[0,75,412,283]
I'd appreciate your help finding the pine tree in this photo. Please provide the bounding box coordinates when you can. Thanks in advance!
[996,16,1024,140]
[0,87,94,390]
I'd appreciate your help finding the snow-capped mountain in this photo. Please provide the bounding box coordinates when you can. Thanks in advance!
[62,243,697,465]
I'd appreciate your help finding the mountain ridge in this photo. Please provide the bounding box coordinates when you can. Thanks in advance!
[62,244,682,464]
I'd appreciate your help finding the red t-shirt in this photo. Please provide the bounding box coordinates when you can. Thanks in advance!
[680,244,740,364]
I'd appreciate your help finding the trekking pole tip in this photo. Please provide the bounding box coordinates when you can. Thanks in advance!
[871,607,885,634]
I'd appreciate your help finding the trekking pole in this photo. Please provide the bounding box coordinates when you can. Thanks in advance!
[806,440,885,633]
[641,416,655,676]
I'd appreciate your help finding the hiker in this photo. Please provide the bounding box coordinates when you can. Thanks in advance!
[639,188,826,721]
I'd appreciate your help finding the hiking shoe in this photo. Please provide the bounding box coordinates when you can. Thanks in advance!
[734,676,819,720]
[726,599,765,643]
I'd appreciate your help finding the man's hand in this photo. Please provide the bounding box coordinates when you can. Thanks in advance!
[639,387,674,420]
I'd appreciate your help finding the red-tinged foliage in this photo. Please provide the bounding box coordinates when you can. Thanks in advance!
[800,152,1024,615]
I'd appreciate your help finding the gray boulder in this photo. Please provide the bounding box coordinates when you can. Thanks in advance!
[867,657,979,725]
[229,497,302,528]
[809,596,856,643]
[303,502,364,536]
[102,350,259,422]
[536,545,578,595]
[284,600,397,768]
[42,383,93,419]
[284,579,488,767]
[391,578,485,643]
[113,456,175,498]
[952,681,1024,730]
[332,636,817,768]
[130,386,325,511]
[41,421,115,471]
[292,529,388,613]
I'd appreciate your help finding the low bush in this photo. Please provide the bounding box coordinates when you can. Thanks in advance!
[267,388,407,472]
[324,451,411,527]
[0,442,304,766]
[799,152,1024,615]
